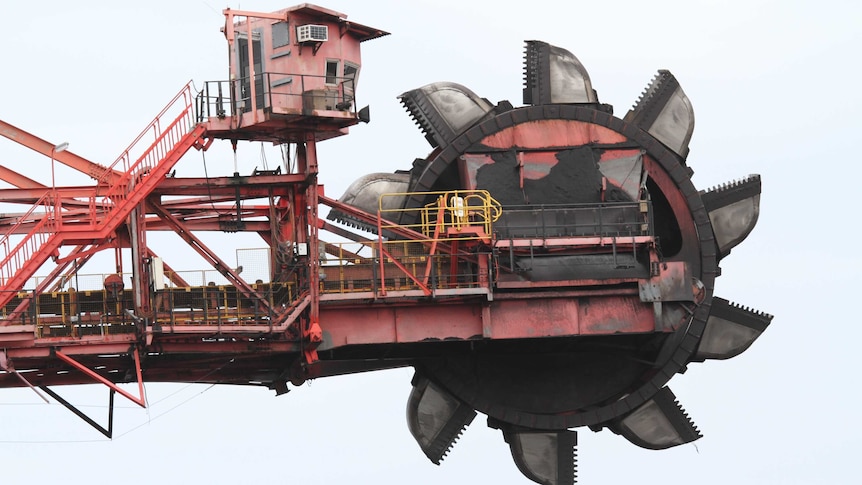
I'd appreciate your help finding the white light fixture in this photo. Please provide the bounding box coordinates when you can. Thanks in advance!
[51,141,69,189]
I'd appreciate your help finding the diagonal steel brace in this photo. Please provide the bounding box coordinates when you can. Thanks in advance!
[40,386,116,439]
[55,348,146,408]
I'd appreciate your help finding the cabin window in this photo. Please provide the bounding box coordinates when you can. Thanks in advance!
[272,22,290,49]
[343,63,359,83]
[325,60,339,85]
[343,63,359,100]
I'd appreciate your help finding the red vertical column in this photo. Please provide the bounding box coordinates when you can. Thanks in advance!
[304,135,322,361]
[294,137,322,362]
[130,203,151,317]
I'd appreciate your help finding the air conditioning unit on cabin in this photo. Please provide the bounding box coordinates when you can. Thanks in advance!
[297,24,328,43]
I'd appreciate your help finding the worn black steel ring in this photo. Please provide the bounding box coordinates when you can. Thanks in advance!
[410,104,717,429]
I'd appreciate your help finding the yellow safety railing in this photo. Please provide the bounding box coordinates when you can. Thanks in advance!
[4,239,489,334]
[3,280,297,337]
[319,240,492,296]
[150,282,294,327]
[378,189,502,241]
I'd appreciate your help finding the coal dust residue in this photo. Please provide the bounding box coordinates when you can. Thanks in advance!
[474,147,605,206]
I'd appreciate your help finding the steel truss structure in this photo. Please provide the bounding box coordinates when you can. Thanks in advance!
[0,6,772,484]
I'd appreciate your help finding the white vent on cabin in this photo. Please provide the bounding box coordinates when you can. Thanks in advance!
[297,24,328,43]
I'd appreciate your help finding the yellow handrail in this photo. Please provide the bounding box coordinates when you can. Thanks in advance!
[379,189,502,239]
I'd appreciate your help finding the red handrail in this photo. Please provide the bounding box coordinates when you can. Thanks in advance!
[96,81,195,185]
[0,82,200,304]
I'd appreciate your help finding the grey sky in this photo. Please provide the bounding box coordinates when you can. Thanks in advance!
[1,0,859,483]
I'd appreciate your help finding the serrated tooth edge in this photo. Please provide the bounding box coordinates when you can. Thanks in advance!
[704,174,760,194]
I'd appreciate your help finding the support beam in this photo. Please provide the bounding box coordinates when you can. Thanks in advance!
[40,386,115,439]
[148,200,275,314]
[0,119,121,183]
[0,170,188,295]
[320,221,373,243]
[0,165,42,189]
[151,174,303,197]
[320,194,428,242]
[55,348,146,408]
[6,243,102,322]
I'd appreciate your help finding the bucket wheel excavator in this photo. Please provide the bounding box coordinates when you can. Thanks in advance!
[0,6,770,484]
[331,41,770,483]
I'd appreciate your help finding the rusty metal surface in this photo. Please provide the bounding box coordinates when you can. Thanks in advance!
[0,9,772,483]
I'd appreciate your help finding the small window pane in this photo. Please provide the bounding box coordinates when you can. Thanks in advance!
[343,63,358,80]
[272,22,290,49]
[343,63,359,98]
[325,60,339,84]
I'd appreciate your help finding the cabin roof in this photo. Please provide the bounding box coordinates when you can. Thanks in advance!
[280,3,390,42]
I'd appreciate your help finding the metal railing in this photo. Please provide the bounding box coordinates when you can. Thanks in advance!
[2,238,489,332]
[0,82,199,309]
[2,280,295,336]
[494,201,652,240]
[196,72,357,122]
[97,82,197,214]
[378,189,502,241]
[320,240,492,296]
[96,81,196,185]
[150,282,291,327]
[3,199,653,330]
[0,193,56,286]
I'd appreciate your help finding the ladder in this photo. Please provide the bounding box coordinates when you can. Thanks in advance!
[0,82,205,309]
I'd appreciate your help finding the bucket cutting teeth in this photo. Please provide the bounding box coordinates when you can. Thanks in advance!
[326,172,410,234]
[701,174,761,258]
[701,174,762,208]
[406,372,477,464]
[628,70,669,113]
[694,297,773,361]
[398,82,494,148]
[491,419,578,485]
[324,211,379,234]
[608,387,701,450]
[623,70,695,160]
[329,38,769,480]
[523,40,597,106]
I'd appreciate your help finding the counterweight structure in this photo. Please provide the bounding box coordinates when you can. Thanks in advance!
[0,6,771,484]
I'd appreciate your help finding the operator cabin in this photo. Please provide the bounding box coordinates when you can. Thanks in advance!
[206,4,389,143]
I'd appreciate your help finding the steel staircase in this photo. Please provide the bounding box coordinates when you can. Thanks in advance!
[0,82,205,309]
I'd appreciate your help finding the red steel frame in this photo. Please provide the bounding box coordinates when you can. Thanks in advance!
[0,104,676,370]
[0,97,678,337]
[0,7,695,438]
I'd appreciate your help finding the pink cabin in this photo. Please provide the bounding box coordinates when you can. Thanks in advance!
[201,4,389,142]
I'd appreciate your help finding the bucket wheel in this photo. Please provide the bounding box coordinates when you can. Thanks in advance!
[332,41,771,484]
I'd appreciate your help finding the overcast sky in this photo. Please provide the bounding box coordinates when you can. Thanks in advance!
[1,0,860,484]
